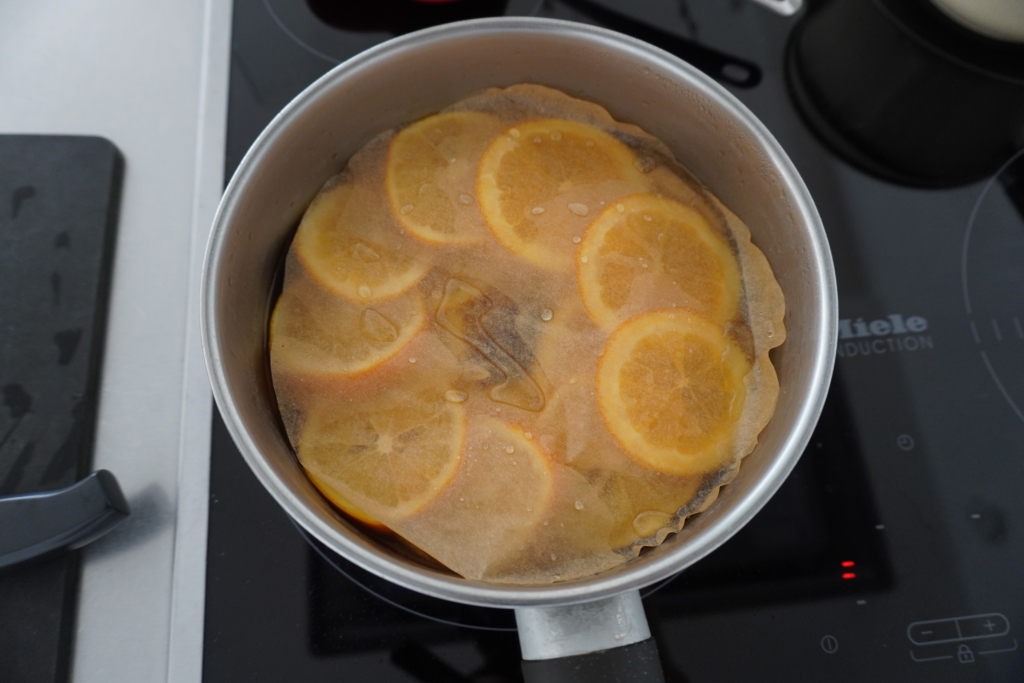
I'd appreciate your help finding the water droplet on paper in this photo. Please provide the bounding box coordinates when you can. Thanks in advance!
[633,156,656,173]
[352,243,381,262]
[358,285,372,299]
[505,445,515,454]
[585,140,594,147]
[568,203,589,217]
[572,236,581,244]
[580,255,588,263]
[540,309,553,321]
[550,553,558,561]
[569,377,577,384]
[533,136,542,143]
[525,432,533,439]
[509,128,521,139]
[532,206,545,215]
[408,357,417,364]
[458,194,473,205]
[526,506,533,512]
[360,309,399,342]
[400,204,414,215]
[550,131,562,141]
[643,214,652,222]
[642,263,648,268]
[633,510,671,536]
[444,390,468,403]
[449,158,457,164]
[574,500,584,510]
[616,204,625,213]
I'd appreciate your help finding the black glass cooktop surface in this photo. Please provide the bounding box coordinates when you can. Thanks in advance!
[203,1,1024,680]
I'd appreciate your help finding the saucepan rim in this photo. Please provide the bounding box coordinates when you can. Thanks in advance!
[201,16,837,608]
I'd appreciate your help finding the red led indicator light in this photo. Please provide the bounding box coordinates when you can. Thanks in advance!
[841,572,857,580]
[841,561,855,567]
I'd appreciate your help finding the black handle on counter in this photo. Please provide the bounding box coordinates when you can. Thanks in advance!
[521,638,666,683]
[556,0,762,89]
[0,470,130,570]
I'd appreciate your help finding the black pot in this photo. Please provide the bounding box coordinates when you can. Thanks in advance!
[786,0,1024,188]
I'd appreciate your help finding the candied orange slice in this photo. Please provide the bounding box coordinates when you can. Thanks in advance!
[456,417,555,531]
[269,274,425,378]
[577,194,742,330]
[293,175,430,302]
[596,309,750,476]
[305,470,388,529]
[386,111,503,245]
[399,417,557,580]
[477,118,647,271]
[296,387,466,523]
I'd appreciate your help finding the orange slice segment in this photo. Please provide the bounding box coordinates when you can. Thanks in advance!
[293,174,431,302]
[398,417,557,581]
[596,308,750,476]
[386,111,504,245]
[305,470,388,530]
[477,118,648,271]
[296,386,466,523]
[269,271,425,378]
[577,193,742,330]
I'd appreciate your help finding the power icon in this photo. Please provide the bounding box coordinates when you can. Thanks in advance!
[821,635,839,654]
[897,434,915,451]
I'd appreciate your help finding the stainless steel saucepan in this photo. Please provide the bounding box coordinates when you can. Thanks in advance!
[201,17,836,682]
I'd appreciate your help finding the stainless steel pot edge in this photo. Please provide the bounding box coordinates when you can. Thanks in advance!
[201,16,838,609]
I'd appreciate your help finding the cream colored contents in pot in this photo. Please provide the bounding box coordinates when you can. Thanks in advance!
[268,84,786,584]
[929,0,1024,43]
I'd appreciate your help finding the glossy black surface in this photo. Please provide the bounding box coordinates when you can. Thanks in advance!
[786,0,1024,187]
[206,1,1024,680]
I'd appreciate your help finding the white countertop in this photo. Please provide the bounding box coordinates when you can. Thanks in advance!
[0,1,232,681]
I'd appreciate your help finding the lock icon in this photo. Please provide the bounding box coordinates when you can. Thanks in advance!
[957,644,975,664]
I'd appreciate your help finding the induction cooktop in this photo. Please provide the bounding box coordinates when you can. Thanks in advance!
[203,1,1024,681]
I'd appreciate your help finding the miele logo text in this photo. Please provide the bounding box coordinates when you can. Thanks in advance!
[837,314,933,357]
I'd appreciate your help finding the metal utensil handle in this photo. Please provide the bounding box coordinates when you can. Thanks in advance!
[749,0,804,16]
[516,590,665,682]
[0,470,130,570]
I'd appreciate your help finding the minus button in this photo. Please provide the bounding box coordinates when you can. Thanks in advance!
[908,619,959,644]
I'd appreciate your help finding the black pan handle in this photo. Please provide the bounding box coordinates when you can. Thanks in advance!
[522,638,665,683]
[555,0,762,88]
[0,470,130,570]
